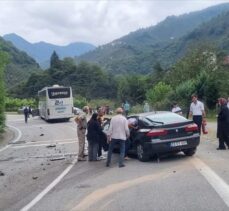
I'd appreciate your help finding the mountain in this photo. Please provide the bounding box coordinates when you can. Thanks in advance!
[0,37,41,89]
[79,3,229,74]
[155,11,229,67]
[3,33,96,68]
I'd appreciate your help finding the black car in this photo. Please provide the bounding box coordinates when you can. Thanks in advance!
[103,111,200,162]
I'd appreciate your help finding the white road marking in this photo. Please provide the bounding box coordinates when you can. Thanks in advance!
[20,157,77,211]
[192,157,229,208]
[0,145,10,152]
[12,141,77,149]
[7,124,22,143]
[0,124,22,152]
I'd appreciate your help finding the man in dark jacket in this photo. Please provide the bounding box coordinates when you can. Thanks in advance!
[217,98,229,150]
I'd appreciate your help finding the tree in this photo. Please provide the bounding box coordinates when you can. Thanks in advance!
[146,82,172,110]
[117,74,148,104]
[0,52,8,132]
[50,51,61,69]
[167,80,196,117]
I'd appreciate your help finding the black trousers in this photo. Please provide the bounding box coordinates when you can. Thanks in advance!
[193,115,202,134]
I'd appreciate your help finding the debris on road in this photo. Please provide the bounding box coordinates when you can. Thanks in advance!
[0,157,14,162]
[30,153,77,159]
[40,134,44,136]
[32,176,38,180]
[46,144,56,148]
[76,184,91,189]
[0,171,5,176]
[50,157,65,161]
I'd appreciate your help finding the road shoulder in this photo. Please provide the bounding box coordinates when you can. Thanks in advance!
[0,126,15,147]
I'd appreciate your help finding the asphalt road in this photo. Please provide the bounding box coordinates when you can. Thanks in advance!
[1,115,229,211]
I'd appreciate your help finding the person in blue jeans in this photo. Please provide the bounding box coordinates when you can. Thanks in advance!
[106,108,130,168]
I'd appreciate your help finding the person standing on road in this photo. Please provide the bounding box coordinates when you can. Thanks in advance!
[189,94,206,134]
[143,102,150,113]
[87,113,103,161]
[23,106,29,123]
[75,106,89,161]
[106,108,130,168]
[123,101,130,116]
[217,98,229,150]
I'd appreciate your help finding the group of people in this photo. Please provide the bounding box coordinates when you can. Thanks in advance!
[75,106,131,167]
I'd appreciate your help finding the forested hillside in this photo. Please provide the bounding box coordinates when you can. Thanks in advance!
[149,11,229,68]
[0,37,41,90]
[79,3,229,74]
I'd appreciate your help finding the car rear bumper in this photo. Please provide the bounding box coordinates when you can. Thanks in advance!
[143,136,200,155]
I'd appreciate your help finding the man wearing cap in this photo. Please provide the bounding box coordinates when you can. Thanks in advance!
[106,107,130,168]
[189,94,206,134]
[75,106,89,161]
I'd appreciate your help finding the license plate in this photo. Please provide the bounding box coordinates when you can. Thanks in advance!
[170,141,187,147]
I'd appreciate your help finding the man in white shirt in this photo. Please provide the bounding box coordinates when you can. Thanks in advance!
[189,94,206,134]
[106,107,130,167]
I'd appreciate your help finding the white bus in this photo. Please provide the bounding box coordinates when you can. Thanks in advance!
[38,85,74,121]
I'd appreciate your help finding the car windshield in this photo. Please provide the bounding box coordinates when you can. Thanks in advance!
[143,112,188,125]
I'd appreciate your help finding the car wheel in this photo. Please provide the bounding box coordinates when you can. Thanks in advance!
[137,144,150,162]
[183,147,196,156]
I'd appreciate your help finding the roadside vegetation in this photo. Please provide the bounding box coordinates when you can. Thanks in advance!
[0,52,8,132]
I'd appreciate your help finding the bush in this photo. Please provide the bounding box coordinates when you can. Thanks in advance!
[73,96,88,109]
[131,104,144,114]
[146,82,172,110]
[5,97,37,112]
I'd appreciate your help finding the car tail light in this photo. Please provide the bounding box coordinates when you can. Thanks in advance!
[47,109,50,116]
[185,123,198,132]
[146,129,168,137]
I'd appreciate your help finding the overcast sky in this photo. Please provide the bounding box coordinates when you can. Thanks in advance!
[0,0,228,46]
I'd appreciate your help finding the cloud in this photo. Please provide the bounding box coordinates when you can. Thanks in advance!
[0,0,228,45]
